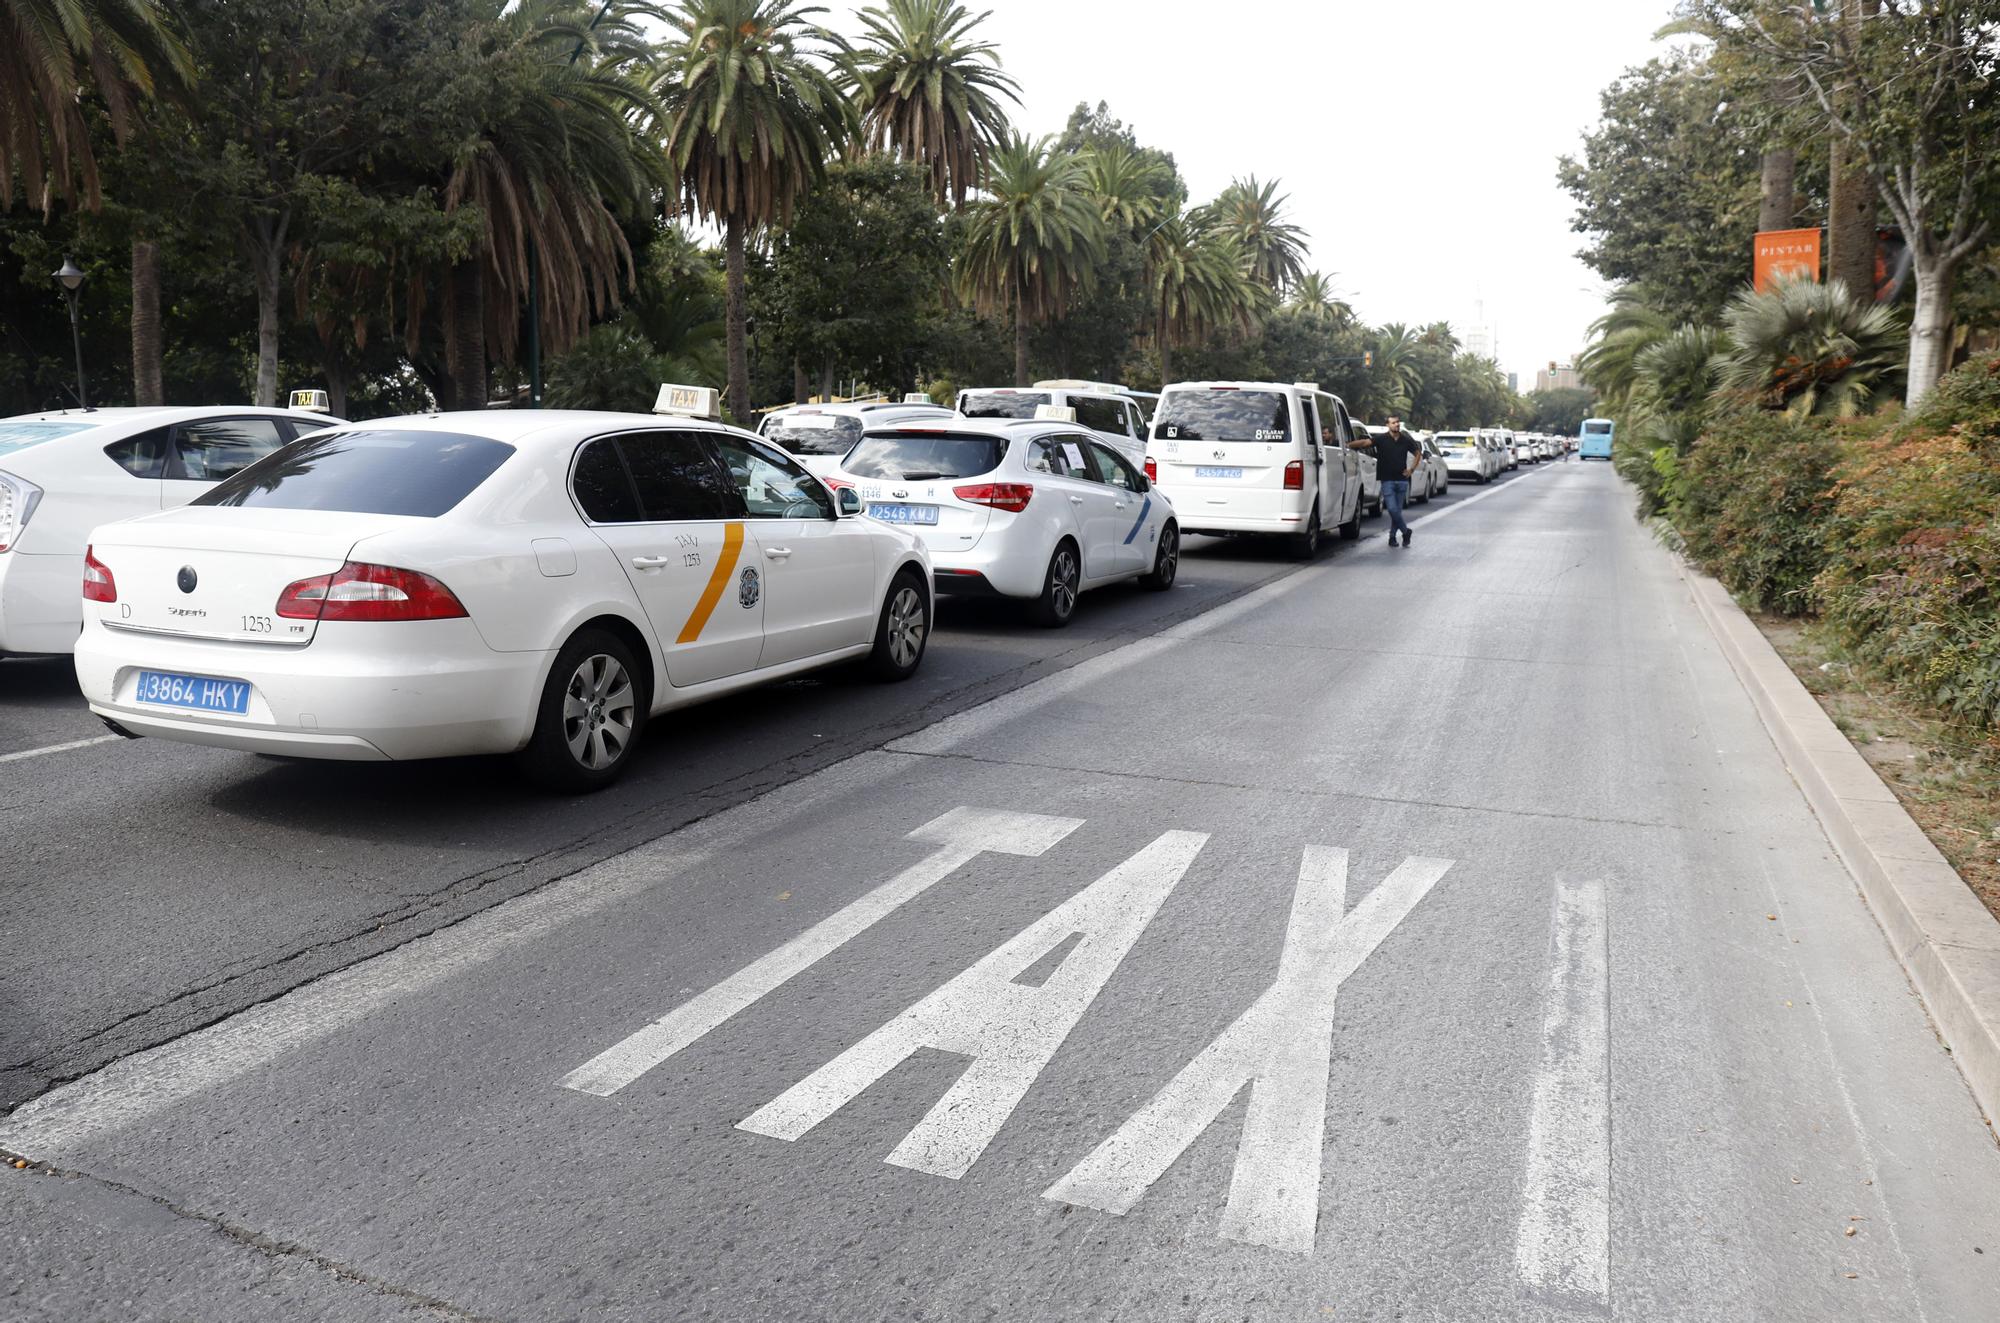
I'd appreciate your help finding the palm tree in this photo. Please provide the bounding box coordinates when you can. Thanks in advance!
[439,0,668,409]
[1716,278,1905,418]
[1289,271,1350,324]
[1210,175,1308,293]
[847,0,1018,208]
[1417,320,1459,352]
[1579,290,1671,411]
[1631,325,1728,450]
[657,0,854,418]
[956,134,1106,385]
[1083,143,1174,235]
[0,0,188,214]
[1147,207,1264,385]
[1369,323,1423,414]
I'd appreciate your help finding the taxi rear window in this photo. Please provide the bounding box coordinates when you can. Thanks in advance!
[762,414,862,456]
[196,430,514,517]
[0,420,94,456]
[1154,390,1290,444]
[843,432,1005,480]
[959,391,1049,421]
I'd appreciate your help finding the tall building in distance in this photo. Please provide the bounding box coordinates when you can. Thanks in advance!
[1461,298,1498,363]
[1536,361,1585,392]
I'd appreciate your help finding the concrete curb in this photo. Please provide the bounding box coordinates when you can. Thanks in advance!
[1678,558,2000,1128]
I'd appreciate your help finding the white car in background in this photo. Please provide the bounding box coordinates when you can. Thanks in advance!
[956,385,1148,466]
[1414,434,1450,502]
[1434,431,1497,483]
[0,404,339,655]
[831,416,1178,627]
[1361,425,1445,506]
[755,399,952,476]
[74,390,932,790]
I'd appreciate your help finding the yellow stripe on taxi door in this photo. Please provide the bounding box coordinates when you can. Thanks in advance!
[677,522,746,643]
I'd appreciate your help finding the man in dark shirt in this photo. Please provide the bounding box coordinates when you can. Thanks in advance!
[1354,415,1422,547]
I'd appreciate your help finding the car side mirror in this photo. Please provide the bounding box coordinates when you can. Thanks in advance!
[1136,474,1151,493]
[836,487,863,518]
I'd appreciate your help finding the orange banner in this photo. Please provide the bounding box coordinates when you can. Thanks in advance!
[1753,228,1821,292]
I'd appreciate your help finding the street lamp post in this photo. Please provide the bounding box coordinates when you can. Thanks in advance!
[52,257,87,409]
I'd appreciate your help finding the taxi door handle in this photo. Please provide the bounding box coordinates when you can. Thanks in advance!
[764,546,793,560]
[1069,495,1084,505]
[630,555,669,569]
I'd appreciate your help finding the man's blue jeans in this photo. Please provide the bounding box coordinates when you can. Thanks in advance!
[1382,479,1411,539]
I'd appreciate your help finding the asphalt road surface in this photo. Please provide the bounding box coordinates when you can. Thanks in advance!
[5,460,1998,1322]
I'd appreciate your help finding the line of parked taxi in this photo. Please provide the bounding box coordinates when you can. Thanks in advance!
[0,378,1529,791]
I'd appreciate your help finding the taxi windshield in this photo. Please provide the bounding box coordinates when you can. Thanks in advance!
[843,432,1005,481]
[959,391,1049,420]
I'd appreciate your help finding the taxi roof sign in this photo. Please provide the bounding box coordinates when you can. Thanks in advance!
[1033,405,1077,423]
[902,392,933,405]
[654,383,721,420]
[289,389,331,413]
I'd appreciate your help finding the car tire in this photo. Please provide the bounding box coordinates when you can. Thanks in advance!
[1033,540,1082,627]
[1140,522,1179,591]
[863,568,929,681]
[1287,503,1321,560]
[1338,494,1362,542]
[516,627,646,793]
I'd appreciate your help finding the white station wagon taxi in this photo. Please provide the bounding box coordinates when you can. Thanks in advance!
[831,409,1178,627]
[74,387,933,790]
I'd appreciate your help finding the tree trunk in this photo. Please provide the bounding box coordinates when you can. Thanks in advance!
[1757,149,1796,233]
[323,354,349,419]
[443,260,487,411]
[1827,137,1877,300]
[1906,259,1956,406]
[818,359,835,404]
[793,357,809,405]
[1156,306,1173,388]
[724,215,750,422]
[252,242,282,407]
[1013,294,1030,386]
[131,238,163,405]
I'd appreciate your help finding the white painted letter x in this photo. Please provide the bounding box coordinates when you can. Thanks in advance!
[1044,848,1453,1255]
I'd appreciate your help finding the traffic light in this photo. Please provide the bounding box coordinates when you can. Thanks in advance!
[1363,350,1373,368]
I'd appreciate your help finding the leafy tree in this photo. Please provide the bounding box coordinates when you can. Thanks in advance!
[1679,0,2000,402]
[1146,207,1262,385]
[1211,176,1308,293]
[1525,386,1598,435]
[1716,276,1904,416]
[0,0,188,214]
[847,0,1018,208]
[955,134,1105,385]
[656,0,854,420]
[762,154,948,399]
[1557,49,1764,326]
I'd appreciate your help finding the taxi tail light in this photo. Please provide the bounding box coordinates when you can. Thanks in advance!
[952,482,1033,513]
[82,545,116,603]
[277,562,468,622]
[1283,460,1305,490]
[0,470,43,553]
[820,476,853,492]
[1143,457,1157,482]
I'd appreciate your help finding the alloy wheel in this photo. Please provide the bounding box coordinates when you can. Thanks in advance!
[886,585,927,668]
[1051,547,1079,619]
[562,653,636,771]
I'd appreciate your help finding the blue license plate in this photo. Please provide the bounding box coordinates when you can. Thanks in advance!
[134,670,252,714]
[868,502,939,526]
[1195,466,1243,480]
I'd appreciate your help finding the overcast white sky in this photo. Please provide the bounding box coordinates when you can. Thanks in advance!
[940,0,1683,386]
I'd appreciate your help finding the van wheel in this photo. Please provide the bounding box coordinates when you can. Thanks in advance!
[1338,494,1362,541]
[1140,522,1179,590]
[865,568,929,680]
[517,628,645,792]
[1033,540,1082,627]
[1287,504,1320,560]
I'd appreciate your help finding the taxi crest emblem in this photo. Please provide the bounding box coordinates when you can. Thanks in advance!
[738,566,760,608]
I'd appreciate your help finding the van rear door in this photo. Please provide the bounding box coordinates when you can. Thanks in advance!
[1149,387,1301,524]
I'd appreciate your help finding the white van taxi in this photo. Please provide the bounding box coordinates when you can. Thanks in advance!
[0,403,341,654]
[756,397,952,476]
[956,385,1147,467]
[830,407,1177,627]
[1146,381,1366,558]
[74,387,932,790]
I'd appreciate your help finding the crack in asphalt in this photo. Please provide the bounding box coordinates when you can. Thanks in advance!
[9,1159,494,1321]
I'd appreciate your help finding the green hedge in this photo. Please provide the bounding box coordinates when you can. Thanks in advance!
[1664,354,2000,740]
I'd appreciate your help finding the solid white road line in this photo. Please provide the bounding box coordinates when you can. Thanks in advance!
[738,830,1208,1179]
[559,807,1083,1098]
[0,734,117,763]
[1045,849,1454,1254]
[1515,879,1611,1304]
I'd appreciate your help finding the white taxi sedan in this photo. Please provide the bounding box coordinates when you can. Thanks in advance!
[756,399,952,476]
[0,404,338,654]
[830,416,1177,627]
[1433,432,1495,483]
[74,396,932,790]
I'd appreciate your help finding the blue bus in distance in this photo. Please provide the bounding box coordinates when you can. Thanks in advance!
[1579,417,1614,460]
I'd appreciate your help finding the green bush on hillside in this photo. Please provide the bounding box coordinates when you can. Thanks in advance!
[1671,411,1846,617]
